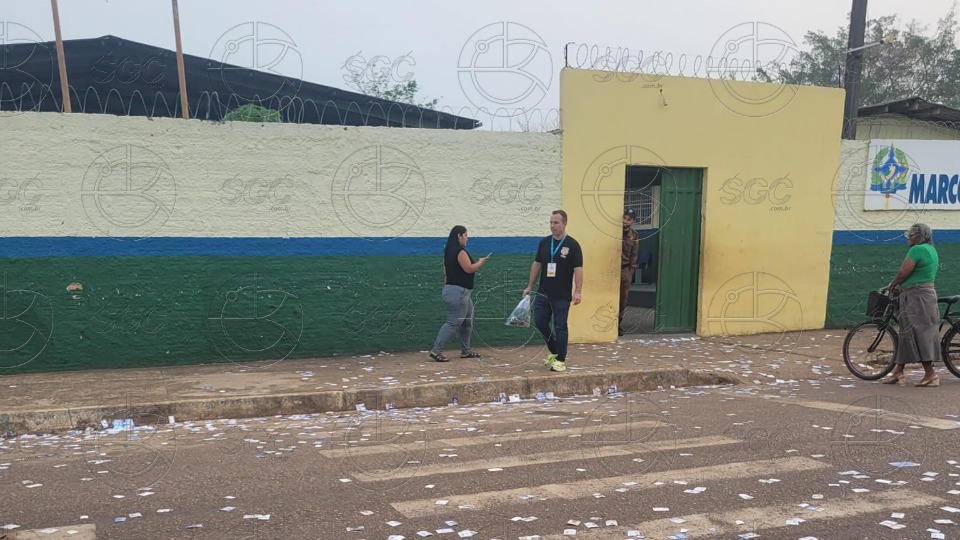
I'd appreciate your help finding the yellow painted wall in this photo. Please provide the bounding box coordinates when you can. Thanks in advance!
[559,68,846,343]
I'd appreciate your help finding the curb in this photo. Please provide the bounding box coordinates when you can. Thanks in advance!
[7,368,739,434]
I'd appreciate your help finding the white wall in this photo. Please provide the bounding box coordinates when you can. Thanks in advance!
[0,113,561,239]
[834,139,957,234]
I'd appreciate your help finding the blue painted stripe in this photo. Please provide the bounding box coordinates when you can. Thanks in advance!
[834,230,960,245]
[0,237,544,258]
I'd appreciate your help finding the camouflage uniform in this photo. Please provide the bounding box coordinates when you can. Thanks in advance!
[619,226,639,331]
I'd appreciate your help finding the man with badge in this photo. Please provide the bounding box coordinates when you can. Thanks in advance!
[522,210,584,372]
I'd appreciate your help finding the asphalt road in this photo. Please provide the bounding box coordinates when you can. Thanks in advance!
[2,366,960,539]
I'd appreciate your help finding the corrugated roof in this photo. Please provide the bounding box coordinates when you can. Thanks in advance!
[858,96,960,123]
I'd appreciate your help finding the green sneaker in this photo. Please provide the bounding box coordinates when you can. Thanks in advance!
[549,359,566,372]
[544,353,557,367]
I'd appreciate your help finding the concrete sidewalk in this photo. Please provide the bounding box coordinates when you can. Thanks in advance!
[0,330,850,434]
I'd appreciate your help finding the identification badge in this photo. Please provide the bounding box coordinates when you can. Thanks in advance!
[546,263,557,277]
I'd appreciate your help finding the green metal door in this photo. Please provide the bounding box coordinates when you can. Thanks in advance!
[655,168,702,332]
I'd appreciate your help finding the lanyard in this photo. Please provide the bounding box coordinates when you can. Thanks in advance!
[550,235,566,262]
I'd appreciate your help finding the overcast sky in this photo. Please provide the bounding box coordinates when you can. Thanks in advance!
[6,0,958,121]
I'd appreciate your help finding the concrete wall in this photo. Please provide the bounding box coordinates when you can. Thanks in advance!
[0,112,561,373]
[0,113,558,239]
[857,115,960,141]
[827,138,960,327]
[559,67,846,342]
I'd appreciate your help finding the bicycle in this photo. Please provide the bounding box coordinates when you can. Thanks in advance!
[842,288,960,381]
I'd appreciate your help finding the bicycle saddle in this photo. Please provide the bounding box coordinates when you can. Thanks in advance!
[938,295,960,305]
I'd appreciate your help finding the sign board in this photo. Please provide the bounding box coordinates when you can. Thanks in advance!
[864,139,960,211]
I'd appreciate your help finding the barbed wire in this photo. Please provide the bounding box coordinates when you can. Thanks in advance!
[562,42,815,85]
[844,114,960,137]
[562,42,960,136]
[0,82,565,132]
[3,82,957,136]
[560,40,949,91]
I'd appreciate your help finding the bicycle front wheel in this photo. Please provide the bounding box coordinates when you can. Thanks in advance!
[941,326,960,379]
[843,321,898,380]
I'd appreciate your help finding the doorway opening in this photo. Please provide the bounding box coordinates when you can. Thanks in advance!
[620,166,703,335]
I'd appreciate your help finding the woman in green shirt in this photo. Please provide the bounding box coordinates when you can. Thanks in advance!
[882,223,941,387]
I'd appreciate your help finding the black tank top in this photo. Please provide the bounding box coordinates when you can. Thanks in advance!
[445,247,474,289]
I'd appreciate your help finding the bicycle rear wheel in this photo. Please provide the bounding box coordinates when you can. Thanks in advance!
[843,321,898,380]
[941,326,960,379]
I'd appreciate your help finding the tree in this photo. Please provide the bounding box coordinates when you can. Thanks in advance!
[223,104,281,123]
[759,6,960,107]
[345,69,440,109]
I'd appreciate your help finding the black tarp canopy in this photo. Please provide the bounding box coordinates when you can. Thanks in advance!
[0,34,481,129]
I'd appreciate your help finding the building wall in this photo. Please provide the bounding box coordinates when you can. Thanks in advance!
[0,112,560,373]
[559,68,846,342]
[857,115,960,141]
[827,138,960,327]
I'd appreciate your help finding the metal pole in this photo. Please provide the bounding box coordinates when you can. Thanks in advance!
[841,0,868,139]
[50,0,71,113]
[171,0,190,119]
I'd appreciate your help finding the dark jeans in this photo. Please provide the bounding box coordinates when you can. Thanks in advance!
[533,293,571,361]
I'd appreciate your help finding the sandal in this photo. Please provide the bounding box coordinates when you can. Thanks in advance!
[460,351,482,359]
[430,352,449,362]
[881,372,905,385]
[915,375,940,387]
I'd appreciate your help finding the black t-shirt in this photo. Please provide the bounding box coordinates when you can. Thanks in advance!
[535,235,583,301]
[445,247,475,289]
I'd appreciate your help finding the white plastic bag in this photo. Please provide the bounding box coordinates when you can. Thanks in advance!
[505,295,531,327]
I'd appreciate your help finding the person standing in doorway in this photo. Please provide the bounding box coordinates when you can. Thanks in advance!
[522,210,584,372]
[430,225,489,362]
[619,209,639,336]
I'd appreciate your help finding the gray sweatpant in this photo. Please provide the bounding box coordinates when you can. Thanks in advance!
[431,284,474,355]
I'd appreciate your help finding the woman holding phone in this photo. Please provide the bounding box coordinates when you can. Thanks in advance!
[429,225,490,362]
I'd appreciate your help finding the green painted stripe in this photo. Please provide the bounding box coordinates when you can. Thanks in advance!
[0,255,545,373]
[0,237,543,258]
[833,229,960,245]
[826,243,960,328]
